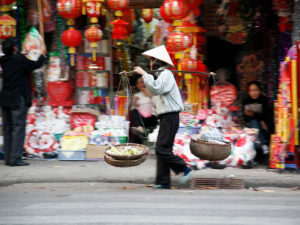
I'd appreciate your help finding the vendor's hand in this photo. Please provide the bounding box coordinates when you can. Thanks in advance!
[21,49,29,55]
[209,72,216,76]
[134,66,146,75]
[244,110,254,117]
[40,44,47,56]
[260,121,269,132]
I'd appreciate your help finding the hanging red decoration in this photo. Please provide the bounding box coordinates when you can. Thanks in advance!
[159,6,173,24]
[163,0,190,21]
[142,9,154,23]
[0,14,16,39]
[107,0,129,17]
[56,0,82,25]
[85,25,103,61]
[82,0,104,23]
[179,58,207,75]
[110,19,129,40]
[121,9,135,34]
[61,27,82,65]
[0,0,15,12]
[166,31,192,52]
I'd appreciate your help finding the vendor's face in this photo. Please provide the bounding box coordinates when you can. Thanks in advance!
[136,77,146,90]
[248,84,261,99]
[149,58,154,70]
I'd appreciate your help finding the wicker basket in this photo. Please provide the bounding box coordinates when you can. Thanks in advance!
[105,143,148,160]
[190,139,231,161]
[104,154,148,167]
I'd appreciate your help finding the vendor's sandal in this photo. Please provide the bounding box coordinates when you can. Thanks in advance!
[152,184,171,189]
[179,167,193,185]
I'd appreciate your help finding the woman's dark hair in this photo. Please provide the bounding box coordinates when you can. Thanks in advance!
[247,81,262,91]
[151,57,168,70]
[2,37,16,56]
[130,74,142,86]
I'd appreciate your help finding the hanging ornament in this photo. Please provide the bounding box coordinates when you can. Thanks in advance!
[0,14,15,39]
[179,57,207,75]
[121,9,135,34]
[0,0,15,12]
[159,5,173,24]
[142,9,154,24]
[163,0,190,25]
[107,0,129,17]
[110,18,128,40]
[56,0,82,25]
[61,27,82,66]
[84,25,103,61]
[166,31,192,52]
[82,0,104,23]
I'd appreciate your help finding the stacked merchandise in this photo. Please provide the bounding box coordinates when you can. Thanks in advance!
[270,43,300,169]
[173,106,259,169]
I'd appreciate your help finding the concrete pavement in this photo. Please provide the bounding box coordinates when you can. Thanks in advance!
[1,183,300,225]
[0,156,300,188]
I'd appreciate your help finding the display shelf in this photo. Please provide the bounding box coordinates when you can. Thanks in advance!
[76,69,110,73]
[76,87,108,90]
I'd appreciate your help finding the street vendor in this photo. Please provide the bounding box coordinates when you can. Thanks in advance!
[242,81,272,155]
[133,45,192,189]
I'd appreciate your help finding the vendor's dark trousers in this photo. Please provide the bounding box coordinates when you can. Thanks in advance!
[2,96,28,165]
[131,109,157,128]
[155,112,186,186]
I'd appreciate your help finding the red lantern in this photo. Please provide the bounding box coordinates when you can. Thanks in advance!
[107,0,129,17]
[179,58,207,75]
[61,27,82,65]
[159,6,173,24]
[121,9,135,34]
[163,0,190,21]
[110,19,129,40]
[85,25,103,61]
[56,0,82,25]
[0,14,16,39]
[166,31,192,52]
[82,0,104,23]
[142,9,154,23]
[0,0,15,12]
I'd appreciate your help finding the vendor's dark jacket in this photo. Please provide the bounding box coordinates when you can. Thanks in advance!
[242,94,271,124]
[0,54,45,107]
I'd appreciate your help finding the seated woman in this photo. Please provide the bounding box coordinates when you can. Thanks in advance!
[242,81,272,154]
[130,76,157,143]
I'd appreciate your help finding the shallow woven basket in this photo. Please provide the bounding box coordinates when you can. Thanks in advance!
[190,139,231,161]
[104,154,148,167]
[105,143,148,160]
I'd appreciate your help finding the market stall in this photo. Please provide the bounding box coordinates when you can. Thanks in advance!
[0,0,299,170]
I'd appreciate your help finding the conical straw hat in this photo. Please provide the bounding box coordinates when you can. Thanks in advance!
[141,45,174,67]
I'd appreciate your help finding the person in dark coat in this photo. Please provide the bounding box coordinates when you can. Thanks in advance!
[0,37,46,166]
[242,81,272,155]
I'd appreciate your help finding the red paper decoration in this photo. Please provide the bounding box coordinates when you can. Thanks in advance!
[166,31,192,52]
[110,19,129,40]
[179,58,207,75]
[0,0,15,4]
[163,0,190,21]
[85,25,103,61]
[142,9,154,23]
[107,0,129,17]
[82,0,104,23]
[61,27,82,65]
[121,9,135,34]
[56,0,82,24]
[47,81,75,106]
[159,5,173,24]
[0,14,16,40]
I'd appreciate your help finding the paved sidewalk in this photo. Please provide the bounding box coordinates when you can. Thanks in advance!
[0,157,299,188]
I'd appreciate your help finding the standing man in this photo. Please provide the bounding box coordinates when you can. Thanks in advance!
[0,37,46,166]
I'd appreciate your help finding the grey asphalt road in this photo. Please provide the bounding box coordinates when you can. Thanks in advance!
[0,183,300,225]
